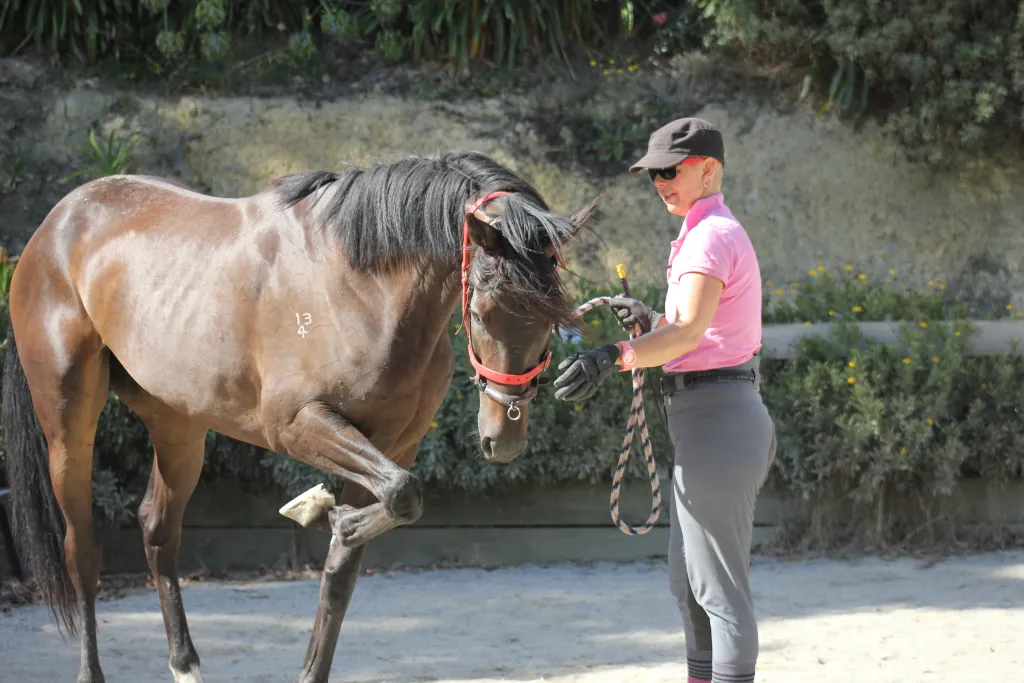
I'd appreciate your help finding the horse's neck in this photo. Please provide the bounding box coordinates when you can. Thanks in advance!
[384,257,462,342]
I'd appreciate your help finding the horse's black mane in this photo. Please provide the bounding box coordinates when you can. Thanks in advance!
[273,150,597,327]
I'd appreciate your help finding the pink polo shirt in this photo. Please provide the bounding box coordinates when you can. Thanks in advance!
[662,193,762,373]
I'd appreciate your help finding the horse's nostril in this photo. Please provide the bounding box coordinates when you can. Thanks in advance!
[481,436,494,459]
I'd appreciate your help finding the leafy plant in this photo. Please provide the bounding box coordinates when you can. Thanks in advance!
[67,128,139,180]
[0,0,141,62]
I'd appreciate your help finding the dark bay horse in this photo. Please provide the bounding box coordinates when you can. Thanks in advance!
[2,150,598,683]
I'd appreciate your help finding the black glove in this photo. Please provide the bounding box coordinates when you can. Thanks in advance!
[607,297,663,335]
[553,343,620,403]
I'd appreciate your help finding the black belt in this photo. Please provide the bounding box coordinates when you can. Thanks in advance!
[659,368,756,396]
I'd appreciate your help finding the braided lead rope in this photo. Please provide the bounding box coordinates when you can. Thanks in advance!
[567,297,662,536]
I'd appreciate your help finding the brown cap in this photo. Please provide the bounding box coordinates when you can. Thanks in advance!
[628,117,725,173]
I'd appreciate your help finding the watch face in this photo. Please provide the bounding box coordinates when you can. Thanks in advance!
[621,347,637,367]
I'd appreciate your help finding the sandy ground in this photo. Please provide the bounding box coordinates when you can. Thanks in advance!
[2,551,1022,683]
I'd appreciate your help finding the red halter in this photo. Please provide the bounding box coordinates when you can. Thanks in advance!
[460,191,553,389]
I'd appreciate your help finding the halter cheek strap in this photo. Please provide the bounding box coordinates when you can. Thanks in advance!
[461,190,512,330]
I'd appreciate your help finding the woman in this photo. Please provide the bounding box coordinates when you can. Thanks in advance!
[553,117,775,683]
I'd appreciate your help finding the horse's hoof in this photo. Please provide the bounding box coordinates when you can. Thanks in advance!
[172,664,204,683]
[279,483,336,528]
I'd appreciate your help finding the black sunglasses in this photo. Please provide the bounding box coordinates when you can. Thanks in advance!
[646,157,707,182]
[647,166,679,182]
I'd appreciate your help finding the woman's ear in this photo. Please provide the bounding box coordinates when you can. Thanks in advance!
[702,159,718,187]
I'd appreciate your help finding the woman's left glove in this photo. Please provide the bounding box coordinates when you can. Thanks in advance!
[553,343,620,402]
[608,297,663,335]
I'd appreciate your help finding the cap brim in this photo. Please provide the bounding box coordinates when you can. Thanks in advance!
[627,151,689,174]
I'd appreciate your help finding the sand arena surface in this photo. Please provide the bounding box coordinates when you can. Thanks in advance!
[2,551,1022,682]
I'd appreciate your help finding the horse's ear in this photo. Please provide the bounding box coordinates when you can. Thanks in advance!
[465,211,504,253]
[545,194,603,257]
[465,196,506,253]
[568,195,603,240]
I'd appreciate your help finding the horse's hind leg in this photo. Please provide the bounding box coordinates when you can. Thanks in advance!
[121,391,207,683]
[17,332,110,683]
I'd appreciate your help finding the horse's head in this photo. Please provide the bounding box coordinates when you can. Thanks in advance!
[461,190,598,463]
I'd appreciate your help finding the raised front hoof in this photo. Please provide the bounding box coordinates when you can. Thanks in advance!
[328,504,386,548]
[279,483,336,532]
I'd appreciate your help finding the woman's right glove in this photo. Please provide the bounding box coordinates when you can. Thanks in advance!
[607,297,663,335]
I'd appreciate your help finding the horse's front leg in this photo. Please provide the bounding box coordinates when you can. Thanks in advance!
[270,401,423,546]
[269,402,421,683]
[296,537,366,683]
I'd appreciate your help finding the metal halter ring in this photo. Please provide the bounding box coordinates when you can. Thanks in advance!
[506,402,522,421]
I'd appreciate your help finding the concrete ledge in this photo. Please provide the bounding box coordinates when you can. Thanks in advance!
[4,479,1023,580]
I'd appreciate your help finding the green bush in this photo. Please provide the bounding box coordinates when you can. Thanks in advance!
[683,0,1024,164]
[0,258,1021,545]
[757,265,1024,542]
[0,0,648,70]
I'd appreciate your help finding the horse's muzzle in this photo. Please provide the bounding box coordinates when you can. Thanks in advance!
[481,435,528,463]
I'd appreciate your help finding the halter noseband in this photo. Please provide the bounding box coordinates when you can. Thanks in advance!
[460,190,553,420]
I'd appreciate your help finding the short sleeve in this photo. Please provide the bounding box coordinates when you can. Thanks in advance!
[668,223,733,286]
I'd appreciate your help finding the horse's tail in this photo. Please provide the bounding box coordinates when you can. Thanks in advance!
[2,318,77,634]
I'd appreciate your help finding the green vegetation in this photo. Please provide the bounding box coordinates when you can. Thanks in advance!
[0,263,1020,546]
[4,1,1023,163]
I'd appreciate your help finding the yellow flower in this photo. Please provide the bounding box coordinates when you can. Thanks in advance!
[775,289,783,295]
[791,282,800,287]
[932,356,940,363]
[817,265,825,271]
[609,59,615,64]
[845,265,853,271]
[889,269,897,276]
[902,358,912,365]
[790,289,797,295]
[766,280,773,287]
[590,59,597,66]
[457,393,463,400]
[1008,304,1014,310]
[847,377,856,384]
[430,421,439,428]
[852,305,863,313]
[900,448,907,455]
[591,319,600,326]
[926,417,934,425]
[928,280,935,287]
[858,273,867,280]
[919,321,928,328]
[848,360,856,368]
[804,321,811,326]
[603,69,610,75]
[939,283,946,290]
[828,310,835,316]
[809,269,817,276]
[954,330,961,337]
[617,68,624,74]
[574,405,582,412]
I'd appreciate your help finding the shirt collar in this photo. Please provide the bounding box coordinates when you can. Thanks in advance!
[684,193,724,230]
